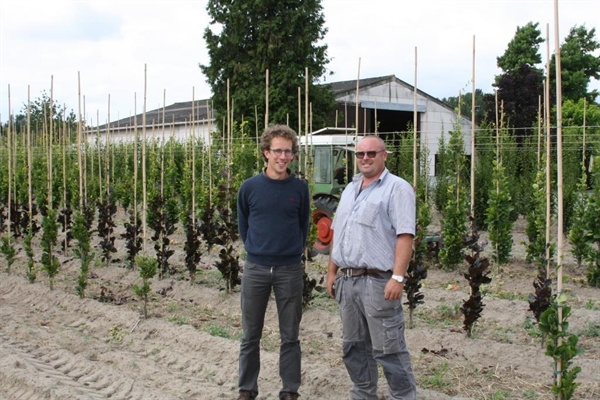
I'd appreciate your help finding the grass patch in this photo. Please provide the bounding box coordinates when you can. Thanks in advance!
[416,302,462,328]
[420,361,451,390]
[167,315,189,325]
[579,321,600,338]
[204,324,232,338]
[522,316,542,338]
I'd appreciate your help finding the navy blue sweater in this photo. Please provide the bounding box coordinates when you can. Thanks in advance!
[237,171,310,266]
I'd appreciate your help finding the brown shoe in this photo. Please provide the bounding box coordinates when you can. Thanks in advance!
[279,393,299,400]
[237,391,254,400]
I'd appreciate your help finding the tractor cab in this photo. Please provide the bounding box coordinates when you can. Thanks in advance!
[297,128,361,254]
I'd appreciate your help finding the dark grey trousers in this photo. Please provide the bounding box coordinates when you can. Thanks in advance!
[335,274,417,400]
[238,261,304,397]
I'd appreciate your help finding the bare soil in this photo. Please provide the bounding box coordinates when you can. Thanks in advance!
[0,211,599,400]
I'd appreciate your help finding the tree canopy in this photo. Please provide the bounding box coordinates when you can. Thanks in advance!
[199,0,336,134]
[496,22,544,83]
[550,25,600,104]
[2,91,77,142]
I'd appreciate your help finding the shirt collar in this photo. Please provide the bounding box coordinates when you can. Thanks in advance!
[352,168,389,185]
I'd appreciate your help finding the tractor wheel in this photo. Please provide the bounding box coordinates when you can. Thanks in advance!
[312,196,338,255]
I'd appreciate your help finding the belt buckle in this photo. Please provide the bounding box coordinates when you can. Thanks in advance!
[343,268,353,278]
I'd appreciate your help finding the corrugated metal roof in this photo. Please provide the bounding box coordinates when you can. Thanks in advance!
[94,74,455,132]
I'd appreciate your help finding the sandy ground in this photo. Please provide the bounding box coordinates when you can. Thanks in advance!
[0,213,599,400]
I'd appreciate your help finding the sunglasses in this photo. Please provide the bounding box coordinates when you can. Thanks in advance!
[355,150,385,159]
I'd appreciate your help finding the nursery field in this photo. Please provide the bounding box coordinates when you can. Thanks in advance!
[0,211,599,400]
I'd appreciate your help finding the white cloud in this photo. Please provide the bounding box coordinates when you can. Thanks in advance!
[1,0,598,125]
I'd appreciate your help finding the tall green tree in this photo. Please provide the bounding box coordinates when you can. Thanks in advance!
[200,0,336,133]
[5,91,77,142]
[495,22,544,82]
[484,64,544,144]
[550,25,600,103]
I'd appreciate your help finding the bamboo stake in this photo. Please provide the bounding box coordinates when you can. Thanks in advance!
[77,73,83,209]
[298,87,302,171]
[191,89,196,222]
[134,94,138,219]
[345,102,348,132]
[545,24,552,280]
[553,2,565,393]
[62,109,68,253]
[96,110,102,202]
[161,90,166,206]
[470,35,476,215]
[495,91,499,159]
[537,95,542,169]
[7,85,12,243]
[49,76,54,208]
[255,104,260,171]
[582,98,587,173]
[142,64,148,252]
[106,96,111,197]
[82,97,88,203]
[374,100,378,135]
[265,69,269,129]
[208,100,213,206]
[227,79,231,222]
[355,58,361,146]
[413,46,418,188]
[298,86,301,135]
[27,87,32,229]
[363,108,366,133]
[305,68,309,177]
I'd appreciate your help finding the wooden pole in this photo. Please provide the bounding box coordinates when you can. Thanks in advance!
[545,24,552,280]
[298,87,302,171]
[82,96,88,203]
[191,89,196,222]
[134,93,138,218]
[62,109,68,252]
[161,90,166,204]
[255,104,260,171]
[305,68,309,176]
[413,46,418,188]
[106,95,111,197]
[142,64,148,252]
[553,3,565,393]
[208,100,213,206]
[537,95,542,169]
[470,35,476,215]
[355,58,361,143]
[582,98,587,172]
[7,85,12,243]
[49,76,54,209]
[77,73,83,209]
[265,69,269,129]
[27,87,33,229]
[96,110,102,202]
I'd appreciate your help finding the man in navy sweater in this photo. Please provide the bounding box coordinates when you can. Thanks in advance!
[236,124,310,400]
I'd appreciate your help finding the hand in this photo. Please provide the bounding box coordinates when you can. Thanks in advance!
[384,278,404,301]
[326,272,336,299]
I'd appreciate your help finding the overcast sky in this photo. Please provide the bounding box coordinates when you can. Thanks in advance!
[1,0,599,126]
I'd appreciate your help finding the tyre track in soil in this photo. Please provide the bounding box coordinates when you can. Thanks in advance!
[0,274,237,399]
[0,273,472,400]
[0,273,373,400]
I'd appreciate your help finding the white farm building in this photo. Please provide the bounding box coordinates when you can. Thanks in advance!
[91,74,473,179]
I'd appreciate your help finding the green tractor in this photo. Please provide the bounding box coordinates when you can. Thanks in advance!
[298,128,360,255]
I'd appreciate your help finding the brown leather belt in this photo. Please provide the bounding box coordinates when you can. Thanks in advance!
[339,268,392,278]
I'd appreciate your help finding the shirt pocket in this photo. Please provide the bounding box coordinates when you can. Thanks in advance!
[357,202,378,228]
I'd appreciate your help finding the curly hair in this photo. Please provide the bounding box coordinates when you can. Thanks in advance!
[260,124,299,162]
